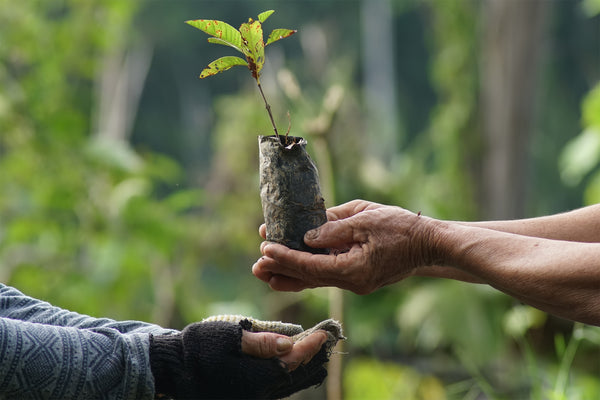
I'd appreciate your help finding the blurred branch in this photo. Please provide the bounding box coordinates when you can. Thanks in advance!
[94,41,153,142]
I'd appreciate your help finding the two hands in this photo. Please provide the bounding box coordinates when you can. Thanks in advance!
[252,199,600,325]
[252,199,450,294]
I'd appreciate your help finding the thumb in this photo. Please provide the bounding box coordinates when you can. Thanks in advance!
[241,331,293,358]
[304,219,357,249]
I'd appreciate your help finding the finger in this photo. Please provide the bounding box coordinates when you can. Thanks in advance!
[253,257,311,291]
[323,200,363,220]
[258,246,368,293]
[253,252,308,282]
[252,257,274,282]
[268,274,311,292]
[304,218,365,250]
[259,240,275,254]
[263,243,363,280]
[253,255,313,291]
[259,224,266,239]
[261,244,330,280]
[280,330,328,371]
[241,331,294,358]
[253,254,313,288]
[324,199,374,220]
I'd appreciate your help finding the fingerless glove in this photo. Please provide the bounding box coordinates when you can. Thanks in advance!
[149,319,335,399]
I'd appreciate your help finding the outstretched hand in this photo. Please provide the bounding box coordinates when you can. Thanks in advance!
[252,200,437,294]
[151,320,337,399]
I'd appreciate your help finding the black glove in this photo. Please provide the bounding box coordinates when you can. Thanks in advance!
[149,320,329,399]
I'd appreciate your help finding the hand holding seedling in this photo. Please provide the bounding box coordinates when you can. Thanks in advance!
[253,199,600,325]
[186,10,296,138]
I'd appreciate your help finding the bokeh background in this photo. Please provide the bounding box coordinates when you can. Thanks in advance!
[1,0,599,399]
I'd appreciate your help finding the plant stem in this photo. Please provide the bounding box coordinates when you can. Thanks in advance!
[257,82,279,139]
[554,323,583,397]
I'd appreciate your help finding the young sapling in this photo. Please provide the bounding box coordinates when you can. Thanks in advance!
[186,10,328,254]
[185,10,296,142]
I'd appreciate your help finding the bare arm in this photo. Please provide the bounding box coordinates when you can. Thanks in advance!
[418,204,600,282]
[460,203,600,242]
[253,200,600,325]
[431,219,600,325]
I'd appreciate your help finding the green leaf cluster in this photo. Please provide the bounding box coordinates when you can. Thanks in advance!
[185,10,296,84]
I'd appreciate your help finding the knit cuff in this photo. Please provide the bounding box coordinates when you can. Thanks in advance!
[149,321,245,399]
[149,333,184,397]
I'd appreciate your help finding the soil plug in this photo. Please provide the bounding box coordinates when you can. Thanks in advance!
[259,135,328,253]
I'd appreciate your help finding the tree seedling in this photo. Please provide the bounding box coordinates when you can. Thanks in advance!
[186,10,327,253]
[185,10,296,142]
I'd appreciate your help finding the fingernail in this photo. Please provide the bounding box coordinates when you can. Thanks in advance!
[276,338,293,352]
[305,228,320,241]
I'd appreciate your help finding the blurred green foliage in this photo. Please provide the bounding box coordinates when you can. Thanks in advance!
[344,358,446,400]
[561,83,600,204]
[0,0,599,399]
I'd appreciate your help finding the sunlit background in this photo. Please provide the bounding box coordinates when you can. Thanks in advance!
[1,0,599,399]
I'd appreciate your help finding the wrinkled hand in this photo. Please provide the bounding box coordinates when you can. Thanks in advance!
[253,199,438,294]
[241,330,327,371]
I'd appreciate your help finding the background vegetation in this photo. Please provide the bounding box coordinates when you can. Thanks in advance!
[1,0,599,399]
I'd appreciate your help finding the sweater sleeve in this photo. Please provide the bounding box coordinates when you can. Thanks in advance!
[0,283,176,335]
[0,283,179,399]
[0,317,156,399]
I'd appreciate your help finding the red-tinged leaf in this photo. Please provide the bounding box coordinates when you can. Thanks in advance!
[185,19,243,51]
[258,10,274,23]
[265,29,297,46]
[199,56,248,79]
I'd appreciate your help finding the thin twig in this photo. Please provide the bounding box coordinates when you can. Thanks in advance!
[286,111,292,142]
[257,83,279,140]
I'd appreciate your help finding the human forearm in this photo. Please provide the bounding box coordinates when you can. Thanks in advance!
[458,204,600,242]
[415,204,600,284]
[431,221,600,325]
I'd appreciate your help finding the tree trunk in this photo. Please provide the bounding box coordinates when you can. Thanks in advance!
[480,0,549,219]
[361,0,400,167]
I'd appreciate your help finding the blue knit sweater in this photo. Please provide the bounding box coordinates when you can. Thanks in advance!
[0,283,177,399]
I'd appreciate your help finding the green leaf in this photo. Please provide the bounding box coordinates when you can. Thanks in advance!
[258,10,274,23]
[207,37,243,53]
[185,19,243,52]
[199,56,248,79]
[239,19,265,81]
[187,10,296,84]
[265,28,297,46]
